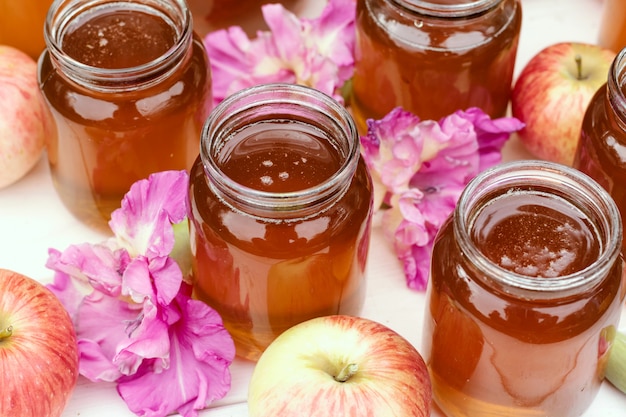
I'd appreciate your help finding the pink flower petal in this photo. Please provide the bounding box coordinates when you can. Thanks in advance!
[117,289,235,417]
[114,301,172,376]
[363,107,523,290]
[122,256,182,306]
[46,242,129,297]
[75,291,142,382]
[46,167,235,415]
[204,27,255,106]
[204,0,355,107]
[110,170,189,259]
[46,268,85,323]
[457,107,525,170]
[78,339,124,382]
[400,243,437,291]
[308,0,356,80]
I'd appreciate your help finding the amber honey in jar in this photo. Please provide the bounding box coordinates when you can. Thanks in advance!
[598,0,626,53]
[574,48,626,249]
[423,160,625,417]
[188,83,373,361]
[38,0,211,230]
[0,0,53,59]
[187,0,296,36]
[351,0,521,132]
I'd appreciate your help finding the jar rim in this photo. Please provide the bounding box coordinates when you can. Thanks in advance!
[608,47,626,125]
[43,0,192,88]
[200,83,360,214]
[454,160,623,297]
[391,0,504,17]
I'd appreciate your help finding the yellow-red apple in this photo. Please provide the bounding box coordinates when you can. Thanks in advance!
[0,45,54,188]
[0,269,79,417]
[511,42,615,166]
[248,315,431,417]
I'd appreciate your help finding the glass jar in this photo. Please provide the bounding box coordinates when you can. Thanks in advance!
[188,83,373,361]
[423,160,625,417]
[187,0,296,36]
[38,0,212,230]
[351,0,522,133]
[0,0,53,59]
[598,0,626,53]
[574,47,626,250]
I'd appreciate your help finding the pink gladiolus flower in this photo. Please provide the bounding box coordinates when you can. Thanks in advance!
[47,170,235,417]
[361,107,524,290]
[204,0,355,107]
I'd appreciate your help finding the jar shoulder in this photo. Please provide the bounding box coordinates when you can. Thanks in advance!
[38,34,211,123]
[188,157,373,253]
[358,0,522,50]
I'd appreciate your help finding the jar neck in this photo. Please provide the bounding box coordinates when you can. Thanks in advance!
[454,160,622,299]
[200,83,360,219]
[44,0,193,91]
[391,0,505,17]
[607,47,626,129]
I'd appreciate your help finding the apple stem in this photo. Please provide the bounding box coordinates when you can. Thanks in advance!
[334,363,358,383]
[0,325,13,340]
[575,54,585,80]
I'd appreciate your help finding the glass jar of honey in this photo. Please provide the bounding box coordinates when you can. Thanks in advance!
[598,0,626,53]
[187,0,296,36]
[574,47,626,249]
[351,0,522,132]
[188,83,373,361]
[0,0,53,59]
[38,0,212,230]
[423,160,625,417]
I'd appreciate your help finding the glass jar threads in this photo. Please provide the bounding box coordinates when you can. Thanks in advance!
[188,83,374,361]
[38,0,212,230]
[574,47,626,247]
[351,0,522,132]
[423,160,625,417]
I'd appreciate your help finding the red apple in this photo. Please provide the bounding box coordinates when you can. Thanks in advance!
[0,269,79,417]
[0,45,55,188]
[511,42,615,166]
[248,315,431,417]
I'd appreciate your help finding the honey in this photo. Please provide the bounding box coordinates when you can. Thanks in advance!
[351,0,521,132]
[188,84,373,361]
[0,0,52,59]
[574,48,626,250]
[598,0,626,53]
[38,0,211,230]
[187,0,297,36]
[423,161,624,417]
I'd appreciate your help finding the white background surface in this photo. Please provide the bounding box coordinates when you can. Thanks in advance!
[1,0,625,416]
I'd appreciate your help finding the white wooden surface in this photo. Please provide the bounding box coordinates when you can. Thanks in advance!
[1,0,625,416]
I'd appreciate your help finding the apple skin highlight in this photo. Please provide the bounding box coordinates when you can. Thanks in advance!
[248,315,431,417]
